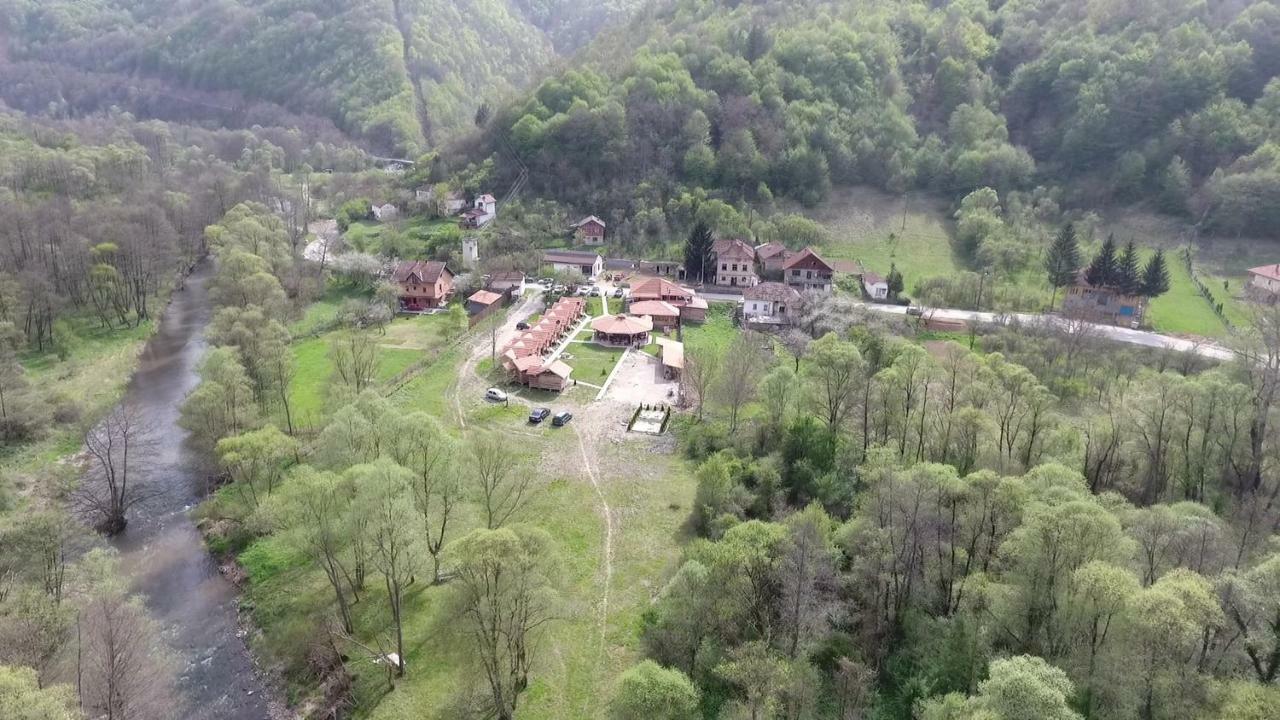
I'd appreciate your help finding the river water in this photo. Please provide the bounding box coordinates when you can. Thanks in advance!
[108,263,277,719]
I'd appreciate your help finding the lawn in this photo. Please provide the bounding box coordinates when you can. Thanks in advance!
[681,303,739,354]
[559,342,626,383]
[289,283,370,336]
[1145,252,1231,338]
[587,296,608,317]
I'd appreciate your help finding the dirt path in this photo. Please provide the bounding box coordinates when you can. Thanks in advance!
[573,415,614,646]
[449,291,543,427]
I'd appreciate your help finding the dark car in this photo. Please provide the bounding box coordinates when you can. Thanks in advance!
[529,407,551,424]
[516,321,530,330]
[551,411,573,427]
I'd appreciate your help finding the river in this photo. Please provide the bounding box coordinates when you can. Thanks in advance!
[108,263,279,719]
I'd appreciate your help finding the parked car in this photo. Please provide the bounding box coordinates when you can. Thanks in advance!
[540,277,554,286]
[906,306,924,317]
[552,411,573,427]
[552,284,567,294]
[485,388,508,402]
[528,407,551,424]
[516,321,530,330]
[589,287,601,296]
[612,287,625,298]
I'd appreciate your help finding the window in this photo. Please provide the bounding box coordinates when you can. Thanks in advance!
[806,270,813,279]
[721,263,727,271]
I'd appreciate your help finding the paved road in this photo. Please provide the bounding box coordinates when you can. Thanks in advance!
[859,304,1236,361]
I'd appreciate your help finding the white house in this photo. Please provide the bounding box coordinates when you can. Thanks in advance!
[743,282,802,324]
[460,193,497,228]
[461,237,480,269]
[863,272,889,300]
[544,250,604,279]
[415,186,435,203]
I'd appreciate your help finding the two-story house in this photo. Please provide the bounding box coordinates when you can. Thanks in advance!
[783,247,835,293]
[1247,264,1280,304]
[712,239,759,288]
[459,194,497,228]
[571,216,607,245]
[393,260,454,311]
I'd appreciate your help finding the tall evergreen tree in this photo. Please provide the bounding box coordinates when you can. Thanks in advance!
[1085,234,1118,287]
[1115,240,1141,295]
[1044,223,1081,307]
[1141,249,1170,297]
[684,222,715,284]
[886,263,904,299]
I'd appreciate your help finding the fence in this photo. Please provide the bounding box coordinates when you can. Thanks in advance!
[1180,246,1233,330]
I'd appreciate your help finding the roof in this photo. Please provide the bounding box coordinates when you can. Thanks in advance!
[628,300,681,318]
[476,194,496,203]
[863,272,886,285]
[572,215,607,229]
[468,290,502,305]
[488,270,525,283]
[630,277,693,300]
[605,258,638,270]
[591,314,654,335]
[393,260,450,284]
[542,360,573,378]
[713,238,756,260]
[687,296,709,310]
[744,282,802,303]
[544,249,602,264]
[1248,264,1280,282]
[782,247,834,272]
[512,355,544,372]
[755,242,789,260]
[829,258,864,274]
[656,338,684,369]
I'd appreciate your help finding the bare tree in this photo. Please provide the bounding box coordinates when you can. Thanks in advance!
[470,432,530,530]
[717,332,767,433]
[74,403,156,535]
[682,343,722,420]
[329,329,379,394]
[391,414,460,584]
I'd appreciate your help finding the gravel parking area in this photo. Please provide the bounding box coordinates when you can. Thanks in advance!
[604,351,679,406]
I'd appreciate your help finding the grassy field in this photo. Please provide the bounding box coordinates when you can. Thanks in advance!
[682,303,739,353]
[560,342,626,382]
[289,284,370,336]
[807,186,963,292]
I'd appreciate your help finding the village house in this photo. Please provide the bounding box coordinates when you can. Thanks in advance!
[571,216,607,245]
[629,277,708,322]
[392,260,454,312]
[755,242,792,277]
[628,300,682,330]
[486,271,525,294]
[743,282,802,324]
[639,260,684,279]
[544,249,604,278]
[439,190,467,216]
[712,238,759,288]
[863,272,889,300]
[1246,264,1280,304]
[459,194,497,229]
[783,247,835,293]
[371,203,399,222]
[1061,272,1146,326]
[415,186,435,203]
[501,296,586,367]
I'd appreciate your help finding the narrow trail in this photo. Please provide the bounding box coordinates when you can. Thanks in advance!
[574,421,614,647]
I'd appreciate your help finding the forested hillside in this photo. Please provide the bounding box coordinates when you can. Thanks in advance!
[0,0,641,154]
[465,0,1280,239]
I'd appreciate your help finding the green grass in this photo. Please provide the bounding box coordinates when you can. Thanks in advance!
[681,303,738,354]
[560,342,626,382]
[587,296,607,317]
[343,216,458,258]
[1145,254,1232,338]
[809,187,962,292]
[289,284,370,336]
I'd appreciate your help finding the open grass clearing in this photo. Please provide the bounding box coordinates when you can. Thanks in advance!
[681,303,739,354]
[343,216,459,258]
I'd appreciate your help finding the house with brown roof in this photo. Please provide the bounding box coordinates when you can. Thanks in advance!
[712,238,759,288]
[863,272,889,300]
[467,290,504,326]
[628,300,682,330]
[507,356,574,391]
[1247,264,1280,304]
[459,194,497,229]
[544,249,604,278]
[571,216,607,245]
[743,282,803,324]
[487,271,526,294]
[1061,271,1145,326]
[783,247,835,293]
[755,242,793,277]
[639,260,684,279]
[393,260,454,312]
[629,277,707,322]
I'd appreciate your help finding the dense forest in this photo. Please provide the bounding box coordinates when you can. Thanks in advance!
[454,0,1280,241]
[0,0,642,154]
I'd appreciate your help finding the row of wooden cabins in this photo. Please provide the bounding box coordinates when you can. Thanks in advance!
[499,296,588,391]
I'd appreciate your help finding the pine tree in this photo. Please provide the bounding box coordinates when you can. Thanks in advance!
[1085,234,1118,287]
[1115,240,1141,295]
[684,222,715,284]
[1141,249,1170,297]
[1044,223,1081,307]
[886,263,904,299]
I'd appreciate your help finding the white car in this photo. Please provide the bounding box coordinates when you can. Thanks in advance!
[485,388,508,402]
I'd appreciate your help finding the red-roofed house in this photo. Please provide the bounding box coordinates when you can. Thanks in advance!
[571,216,607,245]
[1247,264,1280,304]
[712,239,759,288]
[629,278,706,322]
[862,272,889,300]
[459,194,497,228]
[783,247,835,293]
[628,300,681,330]
[393,261,454,311]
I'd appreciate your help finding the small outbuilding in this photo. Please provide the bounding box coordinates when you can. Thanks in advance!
[591,314,653,346]
[627,300,681,330]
